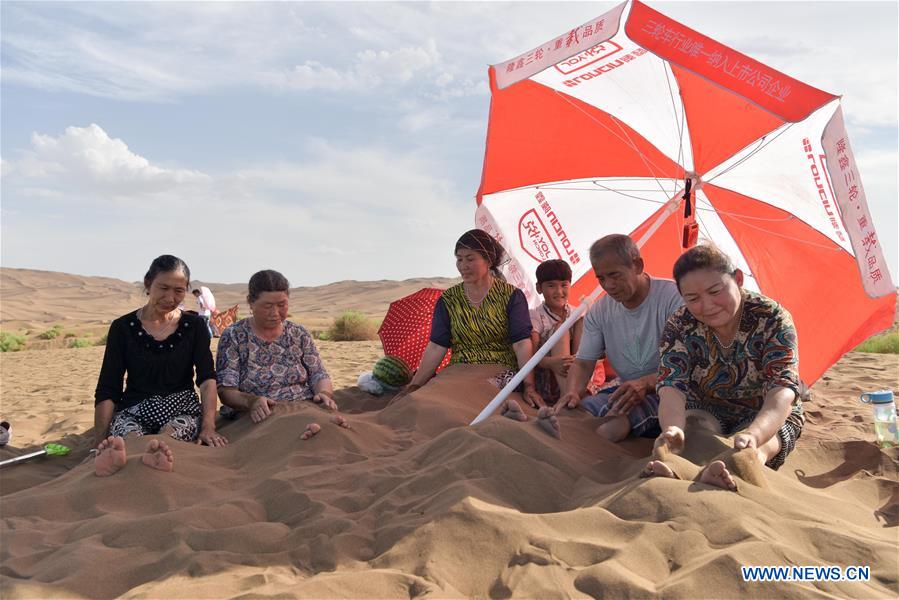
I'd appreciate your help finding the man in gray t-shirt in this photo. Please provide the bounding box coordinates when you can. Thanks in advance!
[555,234,683,442]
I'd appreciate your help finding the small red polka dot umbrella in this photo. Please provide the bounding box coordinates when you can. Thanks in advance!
[378,288,451,372]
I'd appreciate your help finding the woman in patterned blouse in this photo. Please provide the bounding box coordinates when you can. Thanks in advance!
[397,229,542,408]
[216,270,335,424]
[644,245,803,490]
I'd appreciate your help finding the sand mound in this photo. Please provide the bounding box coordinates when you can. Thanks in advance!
[1,360,897,599]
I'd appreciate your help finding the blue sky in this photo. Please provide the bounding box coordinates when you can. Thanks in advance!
[2,1,896,287]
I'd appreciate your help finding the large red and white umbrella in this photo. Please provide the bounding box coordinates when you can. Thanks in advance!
[475,0,894,389]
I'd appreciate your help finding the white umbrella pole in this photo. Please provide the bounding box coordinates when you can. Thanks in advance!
[0,449,47,468]
[469,194,683,426]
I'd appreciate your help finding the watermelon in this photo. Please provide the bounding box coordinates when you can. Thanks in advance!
[372,355,412,387]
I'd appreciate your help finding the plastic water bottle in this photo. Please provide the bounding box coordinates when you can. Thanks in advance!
[860,390,899,448]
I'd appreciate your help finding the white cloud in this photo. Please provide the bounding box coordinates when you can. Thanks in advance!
[278,39,440,91]
[10,124,209,197]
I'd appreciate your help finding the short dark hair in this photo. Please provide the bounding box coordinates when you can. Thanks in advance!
[143,255,190,291]
[455,229,507,277]
[536,259,572,284]
[672,245,737,290]
[589,234,640,266]
[248,269,290,302]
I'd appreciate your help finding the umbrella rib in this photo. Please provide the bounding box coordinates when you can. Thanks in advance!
[551,89,676,198]
[607,114,676,198]
[722,213,843,251]
[695,196,797,222]
[663,62,688,178]
[704,122,795,184]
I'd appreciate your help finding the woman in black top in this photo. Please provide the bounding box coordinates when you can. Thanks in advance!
[93,255,227,474]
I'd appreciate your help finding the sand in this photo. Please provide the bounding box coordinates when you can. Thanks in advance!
[1,269,897,598]
[1,351,897,599]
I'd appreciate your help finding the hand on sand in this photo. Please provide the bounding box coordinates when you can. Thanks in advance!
[606,379,648,417]
[197,427,228,447]
[733,432,758,450]
[654,426,685,455]
[521,385,544,409]
[94,436,128,477]
[313,392,337,411]
[141,439,174,472]
[501,398,529,422]
[554,391,580,414]
[536,406,561,439]
[250,397,277,423]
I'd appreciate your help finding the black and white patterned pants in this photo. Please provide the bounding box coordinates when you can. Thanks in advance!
[110,389,203,442]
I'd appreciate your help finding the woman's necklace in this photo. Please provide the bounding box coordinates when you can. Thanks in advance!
[711,299,745,352]
[464,280,492,307]
[138,306,180,341]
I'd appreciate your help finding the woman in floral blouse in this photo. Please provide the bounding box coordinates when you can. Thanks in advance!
[216,270,335,424]
[643,245,803,490]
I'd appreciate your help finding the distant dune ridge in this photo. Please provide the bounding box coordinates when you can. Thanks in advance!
[0,268,897,599]
[0,267,461,337]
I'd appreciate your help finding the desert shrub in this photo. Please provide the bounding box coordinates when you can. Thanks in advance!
[0,332,26,352]
[95,333,108,346]
[327,311,378,341]
[855,332,899,354]
[69,338,92,349]
[37,325,64,340]
[64,332,76,339]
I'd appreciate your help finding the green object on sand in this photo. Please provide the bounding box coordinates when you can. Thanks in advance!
[373,355,413,387]
[44,443,71,456]
[0,443,71,468]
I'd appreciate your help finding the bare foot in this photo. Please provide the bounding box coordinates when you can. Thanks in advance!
[141,439,174,472]
[697,460,737,491]
[301,423,321,440]
[330,415,351,429]
[639,460,679,479]
[94,436,127,477]
[536,406,561,439]
[501,399,529,422]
